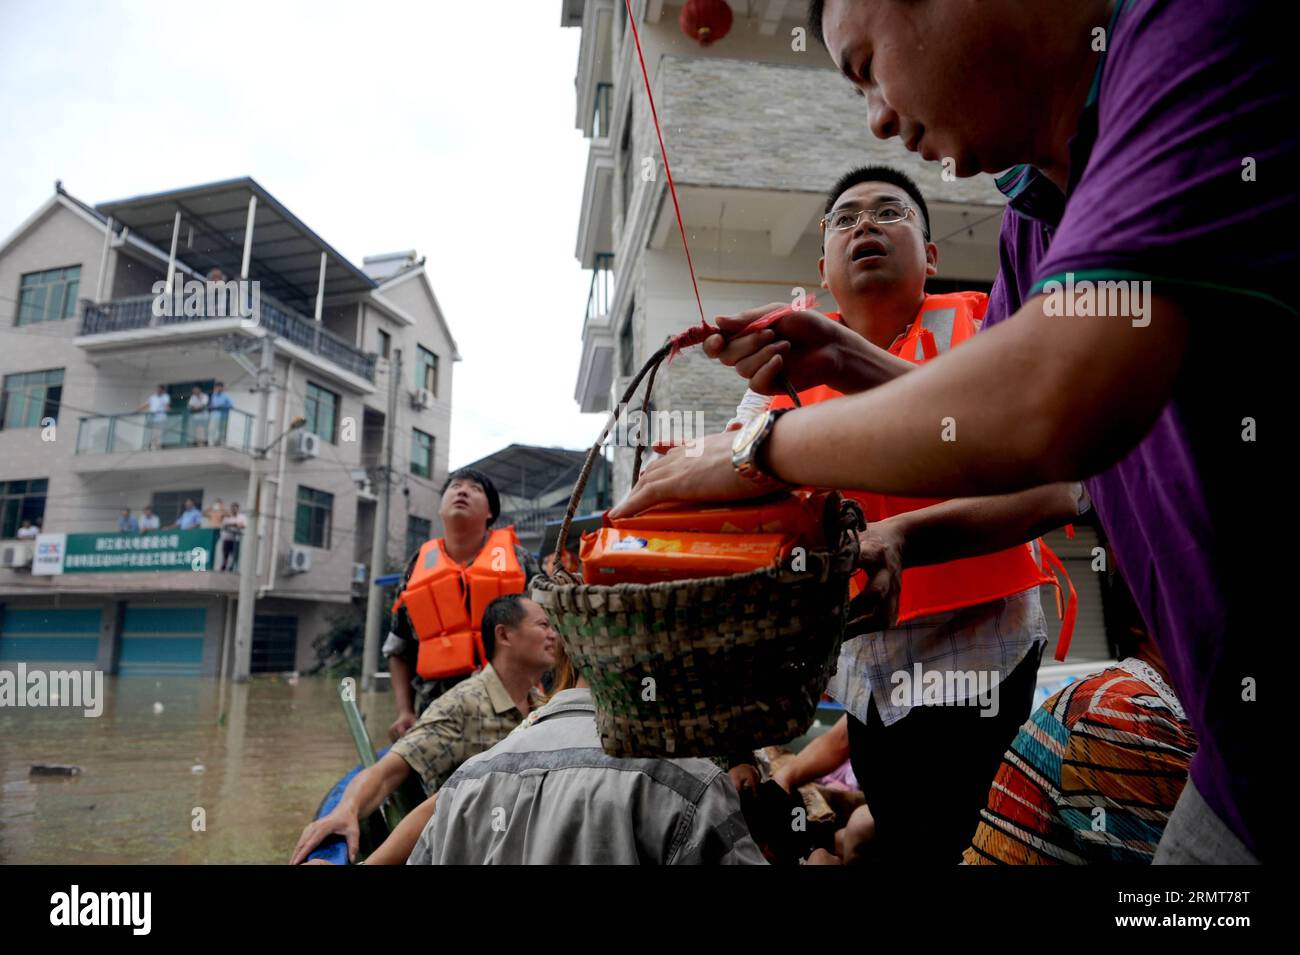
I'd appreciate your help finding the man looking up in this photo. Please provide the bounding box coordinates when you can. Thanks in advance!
[726,166,1083,864]
[383,468,540,740]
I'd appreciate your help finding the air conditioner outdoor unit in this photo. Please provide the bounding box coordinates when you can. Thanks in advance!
[0,543,33,568]
[352,563,368,584]
[292,430,321,460]
[285,546,313,574]
[356,479,376,501]
[410,388,433,410]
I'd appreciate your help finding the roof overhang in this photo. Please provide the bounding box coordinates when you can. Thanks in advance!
[96,177,377,315]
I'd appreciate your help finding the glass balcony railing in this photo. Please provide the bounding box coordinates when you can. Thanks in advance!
[75,408,255,456]
[585,253,614,328]
[80,292,377,383]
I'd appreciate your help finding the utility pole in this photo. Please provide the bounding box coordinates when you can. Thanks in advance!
[233,336,275,682]
[362,348,401,691]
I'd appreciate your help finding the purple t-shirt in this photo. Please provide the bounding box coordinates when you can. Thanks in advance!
[984,0,1293,858]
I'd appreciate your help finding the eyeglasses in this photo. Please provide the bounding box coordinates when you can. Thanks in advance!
[820,203,917,233]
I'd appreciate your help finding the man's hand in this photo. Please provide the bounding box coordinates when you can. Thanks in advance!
[388,709,417,742]
[847,518,906,633]
[704,304,872,395]
[607,431,770,519]
[290,809,359,865]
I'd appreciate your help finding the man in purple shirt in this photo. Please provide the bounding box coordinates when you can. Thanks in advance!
[611,0,1288,862]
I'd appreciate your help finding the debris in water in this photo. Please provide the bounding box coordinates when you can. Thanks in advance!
[30,764,81,777]
[152,702,164,714]
[191,764,205,774]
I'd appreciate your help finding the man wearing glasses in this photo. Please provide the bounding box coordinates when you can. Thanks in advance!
[721,166,1084,865]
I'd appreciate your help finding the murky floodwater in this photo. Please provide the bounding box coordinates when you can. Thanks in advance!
[0,675,383,863]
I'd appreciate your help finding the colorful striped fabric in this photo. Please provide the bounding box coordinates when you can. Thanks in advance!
[963,658,1196,865]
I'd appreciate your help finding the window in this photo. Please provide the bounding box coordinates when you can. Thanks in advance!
[148,490,204,526]
[17,266,80,325]
[1,368,64,430]
[1,478,48,538]
[620,102,634,215]
[410,429,434,478]
[618,297,636,378]
[294,485,333,548]
[405,515,432,560]
[416,346,439,397]
[303,382,339,443]
[376,329,391,359]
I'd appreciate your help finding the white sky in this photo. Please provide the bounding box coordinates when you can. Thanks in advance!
[0,0,606,468]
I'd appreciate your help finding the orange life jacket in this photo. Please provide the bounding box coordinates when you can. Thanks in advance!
[770,291,1077,660]
[391,526,527,679]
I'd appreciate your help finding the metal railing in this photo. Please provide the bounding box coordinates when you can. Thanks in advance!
[80,293,377,383]
[75,408,255,456]
[585,253,614,328]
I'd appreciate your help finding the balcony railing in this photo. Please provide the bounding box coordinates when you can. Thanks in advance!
[585,253,614,328]
[75,408,255,456]
[81,293,377,383]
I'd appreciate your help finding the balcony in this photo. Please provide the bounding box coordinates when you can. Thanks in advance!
[575,254,615,413]
[71,408,259,476]
[80,293,377,384]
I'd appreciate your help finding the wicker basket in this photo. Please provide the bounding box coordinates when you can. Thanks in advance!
[533,341,862,758]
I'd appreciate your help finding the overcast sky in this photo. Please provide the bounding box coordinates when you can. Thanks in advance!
[0,0,605,468]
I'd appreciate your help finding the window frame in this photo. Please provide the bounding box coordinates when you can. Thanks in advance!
[303,381,340,444]
[0,478,49,538]
[410,428,434,478]
[17,265,81,326]
[1,368,64,430]
[416,346,439,398]
[405,515,432,560]
[293,485,334,549]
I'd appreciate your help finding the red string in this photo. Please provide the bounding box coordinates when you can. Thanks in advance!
[667,294,818,361]
[624,0,707,330]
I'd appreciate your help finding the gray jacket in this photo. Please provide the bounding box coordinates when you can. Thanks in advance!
[408,688,767,865]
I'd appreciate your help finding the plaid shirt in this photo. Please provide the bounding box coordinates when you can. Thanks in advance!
[389,664,541,795]
[827,584,1047,727]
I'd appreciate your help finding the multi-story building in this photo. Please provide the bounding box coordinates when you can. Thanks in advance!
[561,0,1119,663]
[0,178,457,676]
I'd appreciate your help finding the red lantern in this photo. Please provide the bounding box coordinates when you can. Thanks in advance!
[680,0,733,47]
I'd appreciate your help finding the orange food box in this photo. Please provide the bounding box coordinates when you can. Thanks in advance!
[607,490,831,548]
[580,527,789,585]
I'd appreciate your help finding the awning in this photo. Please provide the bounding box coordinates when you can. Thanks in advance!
[96,177,376,314]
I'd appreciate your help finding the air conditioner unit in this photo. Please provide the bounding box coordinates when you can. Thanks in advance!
[0,543,33,568]
[356,479,376,501]
[352,563,368,584]
[285,546,313,574]
[292,430,321,460]
[410,388,433,410]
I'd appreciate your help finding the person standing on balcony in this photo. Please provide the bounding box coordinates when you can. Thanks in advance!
[187,385,210,446]
[16,520,39,540]
[220,502,247,572]
[383,468,541,741]
[118,509,139,534]
[205,498,226,529]
[138,507,160,533]
[172,499,203,531]
[137,384,170,450]
[208,381,233,447]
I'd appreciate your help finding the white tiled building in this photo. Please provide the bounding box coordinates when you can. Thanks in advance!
[0,179,457,676]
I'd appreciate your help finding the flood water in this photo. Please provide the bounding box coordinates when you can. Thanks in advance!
[0,675,384,863]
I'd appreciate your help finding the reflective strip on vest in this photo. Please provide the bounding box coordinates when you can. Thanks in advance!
[771,292,1073,646]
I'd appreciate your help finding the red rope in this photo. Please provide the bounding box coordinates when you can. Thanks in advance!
[625,0,707,330]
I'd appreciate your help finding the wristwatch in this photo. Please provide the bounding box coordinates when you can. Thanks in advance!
[731,408,793,490]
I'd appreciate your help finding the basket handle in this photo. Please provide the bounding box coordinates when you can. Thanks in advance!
[549,340,674,578]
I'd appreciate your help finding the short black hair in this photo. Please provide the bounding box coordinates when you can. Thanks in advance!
[825,165,932,241]
[808,0,826,48]
[480,593,529,660]
[442,467,501,526]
